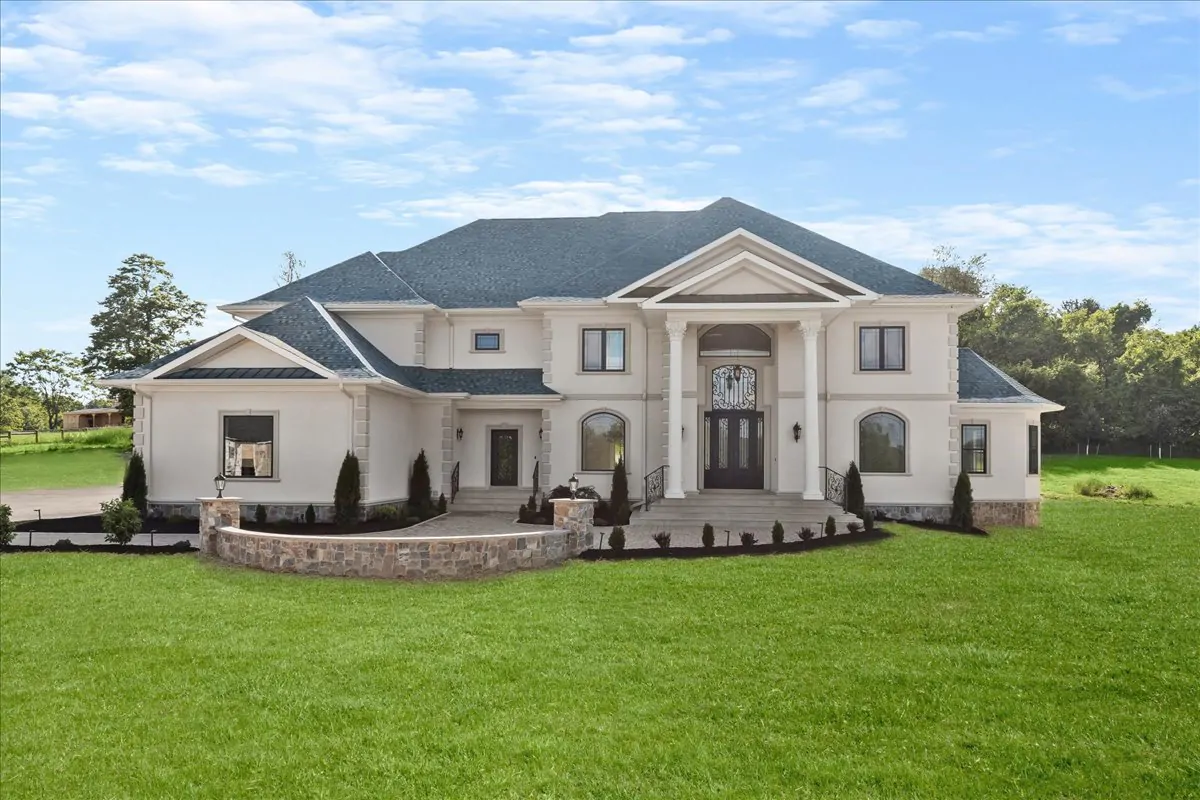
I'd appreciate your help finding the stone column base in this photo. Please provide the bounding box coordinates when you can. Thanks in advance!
[552,498,596,556]
[198,497,242,556]
[974,500,1041,528]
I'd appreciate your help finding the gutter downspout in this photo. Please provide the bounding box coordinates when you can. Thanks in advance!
[642,321,650,502]
[338,381,354,457]
[445,312,454,368]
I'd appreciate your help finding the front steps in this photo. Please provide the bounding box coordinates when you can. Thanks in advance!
[450,487,533,514]
[634,491,860,534]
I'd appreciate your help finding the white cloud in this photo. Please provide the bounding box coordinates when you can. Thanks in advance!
[431,48,688,83]
[697,61,806,88]
[20,126,71,139]
[1044,2,1197,46]
[1180,178,1200,188]
[359,174,713,223]
[703,144,741,155]
[1096,75,1195,101]
[845,19,921,40]
[799,69,902,109]
[0,91,216,140]
[1048,21,1124,45]
[23,158,66,176]
[333,160,423,188]
[933,24,1018,42]
[570,25,732,48]
[835,120,906,142]
[987,136,1055,159]
[253,141,298,154]
[100,155,264,186]
[652,0,868,38]
[0,194,55,223]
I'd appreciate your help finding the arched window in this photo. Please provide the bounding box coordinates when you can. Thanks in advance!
[859,412,906,473]
[699,324,771,357]
[581,412,626,471]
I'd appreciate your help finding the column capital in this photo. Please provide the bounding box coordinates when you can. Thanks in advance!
[665,320,688,341]
[798,320,824,339]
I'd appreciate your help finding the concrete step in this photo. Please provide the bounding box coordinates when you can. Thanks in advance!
[451,488,535,513]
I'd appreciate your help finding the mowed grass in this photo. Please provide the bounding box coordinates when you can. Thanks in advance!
[1043,454,1200,505]
[3,498,1198,797]
[0,448,126,492]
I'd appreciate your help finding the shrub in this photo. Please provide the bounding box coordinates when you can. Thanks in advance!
[0,504,13,546]
[863,510,875,532]
[526,494,538,513]
[740,531,757,548]
[101,498,141,544]
[1075,477,1106,497]
[652,531,671,550]
[548,484,572,499]
[609,526,626,551]
[549,483,600,500]
[701,522,715,549]
[950,471,974,531]
[847,521,863,534]
[611,457,629,515]
[824,515,837,537]
[409,449,432,513]
[845,461,865,518]
[1120,484,1155,501]
[799,526,815,542]
[615,502,632,526]
[305,504,316,525]
[121,451,148,517]
[517,504,532,523]
[55,538,75,548]
[373,504,401,522]
[771,520,785,544]
[254,504,267,525]
[334,451,362,527]
[437,493,447,514]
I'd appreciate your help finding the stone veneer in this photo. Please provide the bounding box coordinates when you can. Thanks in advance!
[197,498,595,580]
[153,500,406,524]
[869,500,1041,528]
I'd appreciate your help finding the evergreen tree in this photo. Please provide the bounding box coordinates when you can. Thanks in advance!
[409,449,432,512]
[951,471,975,531]
[121,451,148,517]
[610,457,630,524]
[334,451,362,527]
[845,461,865,518]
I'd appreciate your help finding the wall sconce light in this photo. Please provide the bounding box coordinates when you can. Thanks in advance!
[793,423,802,442]
[455,428,463,440]
[538,427,543,439]
[213,474,226,498]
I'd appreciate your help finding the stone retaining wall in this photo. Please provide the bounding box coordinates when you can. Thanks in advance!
[869,500,1041,528]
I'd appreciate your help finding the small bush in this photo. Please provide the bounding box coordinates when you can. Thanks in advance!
[609,526,626,551]
[517,504,531,523]
[1075,477,1107,497]
[305,504,316,525]
[437,493,447,514]
[863,511,875,532]
[0,504,14,546]
[771,520,785,544]
[373,504,401,522]
[527,494,537,513]
[739,531,757,548]
[824,515,837,537]
[101,498,141,544]
[254,504,267,525]
[121,451,148,517]
[548,484,572,499]
[1120,484,1155,501]
[799,526,814,542]
[334,451,362,527]
[950,471,974,531]
[652,531,671,550]
[847,521,863,534]
[55,538,75,548]
[701,522,715,549]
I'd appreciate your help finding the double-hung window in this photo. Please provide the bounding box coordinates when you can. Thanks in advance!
[582,328,625,372]
[222,414,276,479]
[961,424,988,474]
[859,325,905,371]
[1028,425,1040,475]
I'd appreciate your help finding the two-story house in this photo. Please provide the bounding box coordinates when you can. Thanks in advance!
[100,198,1062,528]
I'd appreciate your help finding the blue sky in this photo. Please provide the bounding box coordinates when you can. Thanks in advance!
[1,0,1197,362]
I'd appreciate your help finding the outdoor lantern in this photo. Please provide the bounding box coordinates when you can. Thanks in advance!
[456,427,464,440]
[568,474,579,498]
[214,474,226,498]
[793,423,802,442]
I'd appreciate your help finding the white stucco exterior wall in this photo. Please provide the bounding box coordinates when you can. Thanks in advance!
[367,388,413,503]
[337,313,419,366]
[455,408,542,489]
[956,406,1043,501]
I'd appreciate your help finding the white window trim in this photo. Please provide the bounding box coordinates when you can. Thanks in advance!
[854,322,910,374]
[471,329,505,353]
[854,408,910,476]
[579,409,628,473]
[960,421,990,477]
[578,323,631,375]
[219,410,280,482]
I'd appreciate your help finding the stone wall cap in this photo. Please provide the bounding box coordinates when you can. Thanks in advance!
[215,525,558,543]
[552,498,598,504]
[197,496,243,501]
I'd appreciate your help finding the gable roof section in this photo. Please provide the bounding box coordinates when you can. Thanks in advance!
[163,367,323,380]
[243,251,429,305]
[958,348,1059,406]
[103,333,226,380]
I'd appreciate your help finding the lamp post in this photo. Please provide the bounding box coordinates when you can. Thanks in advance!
[213,474,226,499]
[568,474,579,499]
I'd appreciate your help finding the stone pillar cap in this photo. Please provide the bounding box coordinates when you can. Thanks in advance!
[197,496,243,501]
[553,497,597,503]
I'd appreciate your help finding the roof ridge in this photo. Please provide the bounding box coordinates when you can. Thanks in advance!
[305,297,381,378]
[554,208,703,296]
[369,251,428,304]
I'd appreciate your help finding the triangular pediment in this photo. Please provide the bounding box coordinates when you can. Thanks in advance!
[145,326,336,380]
[187,339,301,370]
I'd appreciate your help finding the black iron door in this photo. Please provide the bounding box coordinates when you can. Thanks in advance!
[704,411,764,489]
[490,429,519,486]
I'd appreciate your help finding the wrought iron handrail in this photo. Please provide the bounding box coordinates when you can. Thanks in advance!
[819,466,846,510]
[532,458,539,495]
[644,465,667,510]
[451,461,460,503]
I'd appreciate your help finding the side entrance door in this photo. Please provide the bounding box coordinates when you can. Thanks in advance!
[703,411,764,490]
[490,429,519,486]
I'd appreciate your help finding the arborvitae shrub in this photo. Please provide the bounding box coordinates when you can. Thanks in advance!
[305,504,316,525]
[771,520,785,544]
[409,449,432,513]
[437,493,447,514]
[121,451,148,517]
[334,451,362,527]
[615,503,631,526]
[701,522,715,549]
[254,504,267,525]
[845,461,865,518]
[609,526,626,551]
[610,457,629,515]
[824,515,837,537]
[951,471,974,531]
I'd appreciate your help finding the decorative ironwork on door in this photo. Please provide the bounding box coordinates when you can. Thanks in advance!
[711,365,757,410]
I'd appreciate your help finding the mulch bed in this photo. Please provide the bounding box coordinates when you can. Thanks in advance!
[580,528,892,560]
[1,541,197,555]
[15,515,198,534]
[241,513,445,536]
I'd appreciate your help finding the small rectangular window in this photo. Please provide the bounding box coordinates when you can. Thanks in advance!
[1028,425,1040,475]
[962,424,987,474]
[473,332,501,351]
[859,326,905,371]
[582,327,625,372]
[223,414,275,479]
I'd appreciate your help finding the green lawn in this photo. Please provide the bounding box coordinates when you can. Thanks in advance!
[4,484,1198,798]
[1042,454,1200,505]
[0,448,126,492]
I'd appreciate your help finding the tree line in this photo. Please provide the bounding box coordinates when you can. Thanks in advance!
[2,251,303,431]
[920,246,1199,455]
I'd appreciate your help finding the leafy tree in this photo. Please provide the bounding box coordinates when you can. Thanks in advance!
[277,250,305,286]
[334,451,362,527]
[920,246,992,344]
[0,373,50,431]
[84,254,206,416]
[969,284,1062,366]
[0,503,13,545]
[121,451,148,517]
[3,349,87,429]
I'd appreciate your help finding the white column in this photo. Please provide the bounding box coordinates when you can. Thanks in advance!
[801,320,823,500]
[665,320,687,498]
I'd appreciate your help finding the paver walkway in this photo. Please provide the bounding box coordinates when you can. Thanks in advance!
[1,486,120,522]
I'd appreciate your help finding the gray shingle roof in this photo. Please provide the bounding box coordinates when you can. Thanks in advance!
[104,333,225,380]
[229,198,949,309]
[958,348,1054,404]
[163,367,323,380]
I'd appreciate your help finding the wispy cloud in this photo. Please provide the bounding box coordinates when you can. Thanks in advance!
[0,194,55,223]
[100,155,264,187]
[1096,75,1195,101]
[571,25,732,48]
[845,19,921,41]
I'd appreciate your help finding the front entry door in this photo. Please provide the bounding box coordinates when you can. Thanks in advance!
[704,411,764,489]
[490,429,519,486]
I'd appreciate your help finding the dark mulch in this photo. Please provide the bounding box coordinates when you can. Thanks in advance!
[1,541,197,555]
[581,528,892,560]
[15,515,198,534]
[874,514,988,536]
[241,513,445,536]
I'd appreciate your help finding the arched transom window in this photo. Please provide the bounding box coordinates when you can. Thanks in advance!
[859,412,906,473]
[712,365,757,410]
[699,324,771,357]
[581,412,626,471]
